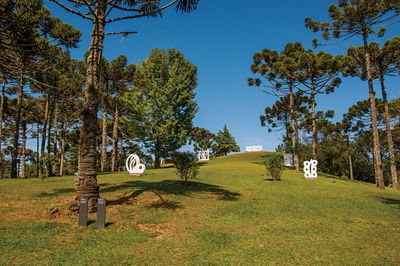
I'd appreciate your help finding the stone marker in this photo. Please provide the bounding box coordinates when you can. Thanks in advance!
[97,198,106,229]
[78,197,88,226]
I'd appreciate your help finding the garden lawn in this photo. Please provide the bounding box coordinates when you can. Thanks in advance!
[1,152,399,265]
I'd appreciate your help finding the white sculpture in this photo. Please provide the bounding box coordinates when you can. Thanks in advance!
[198,149,210,161]
[246,145,263,152]
[303,159,318,179]
[284,154,294,167]
[126,154,146,176]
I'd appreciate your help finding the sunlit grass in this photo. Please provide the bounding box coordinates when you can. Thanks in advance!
[1,152,399,264]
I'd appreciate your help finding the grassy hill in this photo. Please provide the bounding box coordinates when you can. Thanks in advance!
[1,152,399,265]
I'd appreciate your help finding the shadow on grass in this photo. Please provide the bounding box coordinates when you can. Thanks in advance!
[264,178,282,182]
[378,197,400,205]
[36,188,75,197]
[104,179,241,207]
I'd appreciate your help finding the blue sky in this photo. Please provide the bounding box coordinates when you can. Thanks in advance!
[44,0,399,152]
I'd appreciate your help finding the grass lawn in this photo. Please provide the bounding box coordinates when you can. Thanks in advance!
[1,152,400,265]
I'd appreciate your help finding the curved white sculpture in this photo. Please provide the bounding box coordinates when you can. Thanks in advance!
[246,145,263,152]
[126,154,146,176]
[198,149,210,161]
[303,159,318,179]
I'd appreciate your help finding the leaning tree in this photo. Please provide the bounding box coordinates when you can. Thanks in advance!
[305,0,400,188]
[50,0,200,211]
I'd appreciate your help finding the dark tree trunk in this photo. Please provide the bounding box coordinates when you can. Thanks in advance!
[11,74,24,178]
[75,2,106,212]
[59,119,66,176]
[36,123,39,178]
[311,85,317,160]
[379,73,398,189]
[53,102,58,175]
[119,135,123,170]
[0,79,5,178]
[363,34,384,189]
[111,96,119,172]
[39,96,49,180]
[47,101,54,177]
[20,120,26,178]
[289,85,299,171]
[101,107,107,172]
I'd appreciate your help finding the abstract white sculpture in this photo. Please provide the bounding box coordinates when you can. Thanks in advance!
[126,154,146,176]
[303,159,318,179]
[198,149,210,161]
[246,145,263,152]
[284,154,294,167]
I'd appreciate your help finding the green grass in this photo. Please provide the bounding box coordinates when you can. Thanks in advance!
[1,151,400,265]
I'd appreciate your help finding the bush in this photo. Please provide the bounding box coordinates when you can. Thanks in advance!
[264,155,283,181]
[171,151,199,185]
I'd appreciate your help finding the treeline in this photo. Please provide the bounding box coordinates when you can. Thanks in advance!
[249,1,400,189]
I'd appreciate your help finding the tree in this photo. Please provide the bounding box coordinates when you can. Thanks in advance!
[305,0,400,188]
[189,127,215,153]
[171,151,199,185]
[213,125,240,157]
[249,43,305,170]
[50,0,200,211]
[122,48,198,169]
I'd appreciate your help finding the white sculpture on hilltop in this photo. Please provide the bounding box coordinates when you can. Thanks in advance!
[126,154,146,176]
[246,145,263,152]
[198,149,210,161]
[303,159,318,179]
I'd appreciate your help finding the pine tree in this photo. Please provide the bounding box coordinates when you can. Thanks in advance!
[213,125,240,157]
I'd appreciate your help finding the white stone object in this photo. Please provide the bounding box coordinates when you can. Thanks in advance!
[198,149,210,161]
[284,154,294,167]
[303,159,318,179]
[126,154,146,176]
[246,145,263,152]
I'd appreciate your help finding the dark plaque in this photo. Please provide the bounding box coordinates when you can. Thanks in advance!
[78,197,88,227]
[97,198,106,229]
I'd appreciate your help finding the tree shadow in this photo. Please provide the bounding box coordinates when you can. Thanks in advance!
[104,179,241,207]
[36,188,75,197]
[264,178,282,182]
[378,197,400,205]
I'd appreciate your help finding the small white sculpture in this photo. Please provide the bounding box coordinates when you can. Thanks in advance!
[246,145,263,152]
[303,159,318,179]
[126,154,146,176]
[284,154,294,167]
[198,149,210,161]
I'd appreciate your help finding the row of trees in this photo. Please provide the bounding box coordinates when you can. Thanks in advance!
[250,0,400,189]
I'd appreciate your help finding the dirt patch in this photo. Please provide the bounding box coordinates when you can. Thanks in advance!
[138,222,177,240]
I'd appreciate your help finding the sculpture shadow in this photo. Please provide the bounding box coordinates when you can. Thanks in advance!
[105,179,241,207]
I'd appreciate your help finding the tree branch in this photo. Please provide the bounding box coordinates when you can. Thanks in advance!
[49,0,93,21]
[104,31,138,35]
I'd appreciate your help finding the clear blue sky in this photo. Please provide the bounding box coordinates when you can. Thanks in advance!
[44,0,399,152]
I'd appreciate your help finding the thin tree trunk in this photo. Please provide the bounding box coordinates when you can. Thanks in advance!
[20,120,26,178]
[101,104,108,172]
[119,135,123,170]
[11,74,24,178]
[0,79,5,178]
[59,119,66,176]
[39,96,49,180]
[311,86,317,160]
[111,97,119,172]
[53,102,58,175]
[75,2,105,212]
[363,34,384,189]
[348,153,354,181]
[379,73,398,189]
[36,123,39,178]
[155,143,161,169]
[289,85,299,171]
[47,102,54,177]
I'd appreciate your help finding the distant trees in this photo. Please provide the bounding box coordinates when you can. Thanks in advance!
[212,125,240,157]
[190,127,215,153]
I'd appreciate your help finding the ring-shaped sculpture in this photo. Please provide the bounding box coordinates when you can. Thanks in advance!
[126,154,146,176]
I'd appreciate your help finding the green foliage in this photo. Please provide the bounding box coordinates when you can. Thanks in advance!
[122,48,198,166]
[189,127,215,152]
[212,125,240,157]
[171,151,199,185]
[264,155,283,181]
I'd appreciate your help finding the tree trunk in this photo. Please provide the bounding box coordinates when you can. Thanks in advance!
[101,105,108,172]
[348,152,354,181]
[119,135,123,170]
[47,102,54,177]
[0,79,5,178]
[379,73,398,189]
[363,34,384,189]
[75,2,105,212]
[59,119,66,176]
[39,96,49,180]
[11,74,24,178]
[20,120,26,178]
[53,102,58,175]
[111,96,119,172]
[311,85,317,160]
[289,85,299,171]
[36,123,39,178]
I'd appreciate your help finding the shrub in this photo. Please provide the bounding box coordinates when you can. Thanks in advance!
[171,151,199,185]
[264,155,283,181]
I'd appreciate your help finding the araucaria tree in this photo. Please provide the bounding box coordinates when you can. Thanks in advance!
[213,125,240,157]
[305,0,400,188]
[122,48,198,169]
[50,0,200,211]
